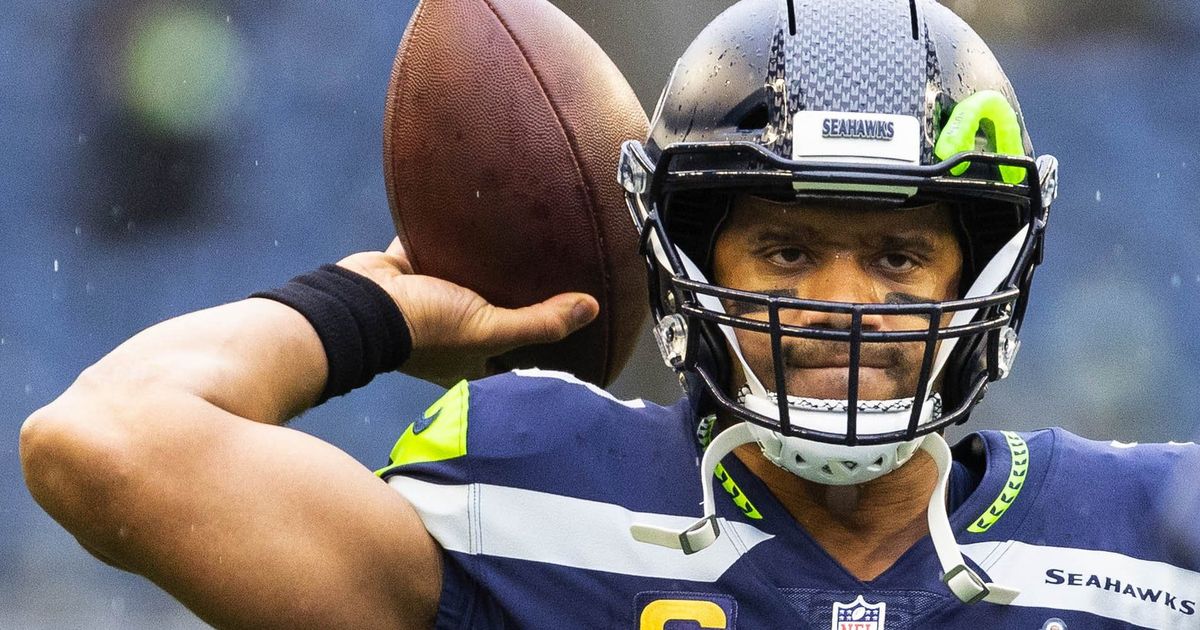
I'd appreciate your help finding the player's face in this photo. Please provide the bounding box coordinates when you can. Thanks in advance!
[712,195,963,401]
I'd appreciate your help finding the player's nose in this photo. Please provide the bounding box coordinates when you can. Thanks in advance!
[786,258,885,332]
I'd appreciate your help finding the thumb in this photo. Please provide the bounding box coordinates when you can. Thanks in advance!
[481,292,599,352]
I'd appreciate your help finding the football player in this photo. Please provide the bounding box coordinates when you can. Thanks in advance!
[20,0,1200,628]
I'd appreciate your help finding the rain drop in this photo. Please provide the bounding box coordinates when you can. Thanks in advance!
[53,259,59,273]
[74,226,81,236]
[24,384,32,395]
[1171,274,1182,288]
[273,240,279,247]
[1095,190,1102,202]
[76,133,88,145]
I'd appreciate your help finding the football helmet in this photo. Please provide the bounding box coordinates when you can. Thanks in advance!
[624,0,1058,604]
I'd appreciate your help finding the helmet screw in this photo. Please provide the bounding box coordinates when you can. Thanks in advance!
[618,145,648,194]
[654,314,689,368]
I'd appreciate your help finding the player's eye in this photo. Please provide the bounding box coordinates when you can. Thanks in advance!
[767,247,807,267]
[878,252,918,273]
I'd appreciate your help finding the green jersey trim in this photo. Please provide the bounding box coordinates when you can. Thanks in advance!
[376,380,470,476]
[967,430,1028,533]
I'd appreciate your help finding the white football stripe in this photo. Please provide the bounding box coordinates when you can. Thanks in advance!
[962,541,1200,629]
[388,476,773,582]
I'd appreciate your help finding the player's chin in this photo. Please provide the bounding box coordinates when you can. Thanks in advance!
[784,367,910,401]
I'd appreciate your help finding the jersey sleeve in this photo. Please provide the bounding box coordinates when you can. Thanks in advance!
[374,369,697,628]
[1038,430,1198,564]
[375,368,663,489]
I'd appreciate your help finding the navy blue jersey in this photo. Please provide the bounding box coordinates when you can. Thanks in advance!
[378,370,1200,629]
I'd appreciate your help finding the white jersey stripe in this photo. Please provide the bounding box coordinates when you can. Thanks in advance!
[388,476,773,582]
[962,541,1200,629]
[511,368,647,408]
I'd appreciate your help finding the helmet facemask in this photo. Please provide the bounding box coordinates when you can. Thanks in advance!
[623,140,1054,461]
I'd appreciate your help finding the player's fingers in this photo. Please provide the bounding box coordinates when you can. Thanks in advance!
[480,293,598,351]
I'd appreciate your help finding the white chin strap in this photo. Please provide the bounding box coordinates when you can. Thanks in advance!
[631,422,755,554]
[923,433,1020,605]
[631,431,1019,605]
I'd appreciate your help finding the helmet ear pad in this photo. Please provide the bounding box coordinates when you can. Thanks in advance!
[940,318,989,422]
[939,198,1027,417]
[684,318,733,418]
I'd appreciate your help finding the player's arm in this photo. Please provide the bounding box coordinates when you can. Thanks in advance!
[19,240,598,629]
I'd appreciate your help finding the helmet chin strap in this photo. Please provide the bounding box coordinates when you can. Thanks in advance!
[631,422,754,554]
[631,225,1031,605]
[631,431,1019,604]
[923,433,1020,604]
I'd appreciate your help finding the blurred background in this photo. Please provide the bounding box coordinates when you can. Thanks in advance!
[2,0,1198,626]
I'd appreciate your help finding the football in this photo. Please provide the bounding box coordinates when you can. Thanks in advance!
[383,0,649,386]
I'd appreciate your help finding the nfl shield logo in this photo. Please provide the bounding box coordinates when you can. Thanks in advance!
[831,595,886,630]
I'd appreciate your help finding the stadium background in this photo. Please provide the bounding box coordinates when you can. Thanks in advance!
[2,0,1198,625]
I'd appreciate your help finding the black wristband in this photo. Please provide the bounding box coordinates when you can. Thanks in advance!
[251,264,412,404]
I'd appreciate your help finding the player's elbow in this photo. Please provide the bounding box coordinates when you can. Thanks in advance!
[20,384,140,542]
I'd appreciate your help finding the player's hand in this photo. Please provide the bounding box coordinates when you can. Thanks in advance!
[336,238,599,387]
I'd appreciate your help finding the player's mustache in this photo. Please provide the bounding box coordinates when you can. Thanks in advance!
[779,339,908,370]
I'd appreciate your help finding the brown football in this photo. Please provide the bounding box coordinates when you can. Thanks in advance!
[383,0,649,386]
